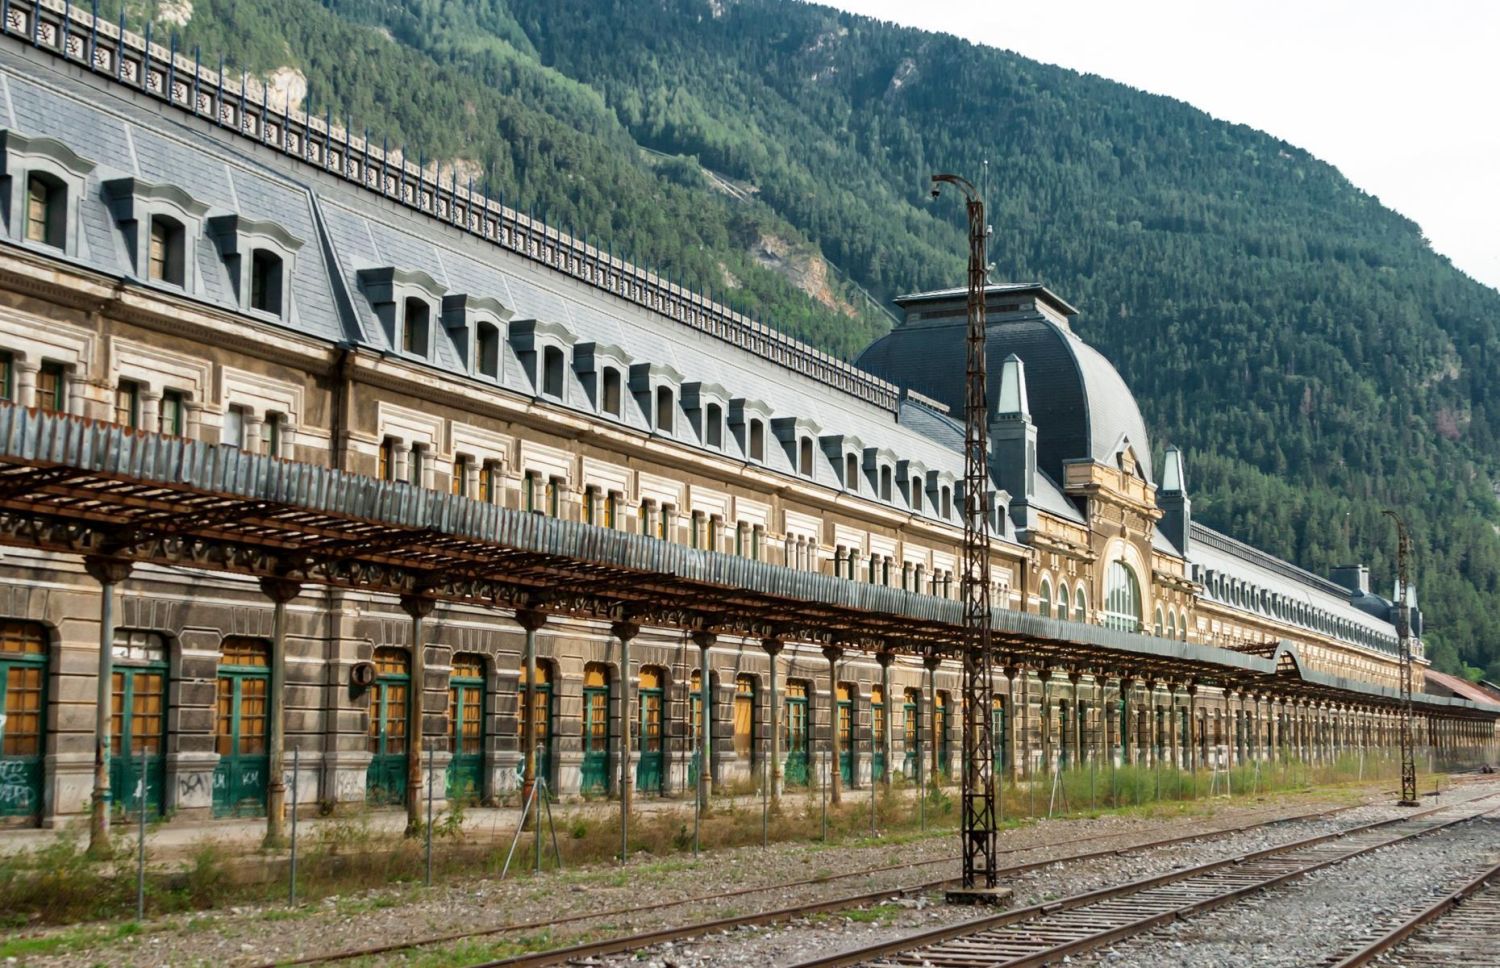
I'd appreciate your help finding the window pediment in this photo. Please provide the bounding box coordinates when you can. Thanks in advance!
[573,341,632,374]
[628,360,684,392]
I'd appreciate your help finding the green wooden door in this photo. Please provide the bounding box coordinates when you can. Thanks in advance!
[366,648,409,806]
[0,622,47,821]
[111,664,167,819]
[871,689,885,781]
[903,693,920,779]
[581,664,610,794]
[783,681,808,786]
[213,639,270,817]
[837,686,854,786]
[636,669,664,793]
[447,654,484,803]
[687,673,703,789]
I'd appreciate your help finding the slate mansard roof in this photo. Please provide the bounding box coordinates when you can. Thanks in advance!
[0,40,1026,539]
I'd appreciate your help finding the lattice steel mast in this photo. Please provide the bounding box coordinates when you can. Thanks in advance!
[1385,509,1419,806]
[932,173,998,891]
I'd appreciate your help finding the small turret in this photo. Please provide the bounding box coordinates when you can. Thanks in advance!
[1158,446,1191,556]
[991,354,1037,529]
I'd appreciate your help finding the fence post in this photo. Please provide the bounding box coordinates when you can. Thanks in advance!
[290,746,299,905]
[136,743,147,922]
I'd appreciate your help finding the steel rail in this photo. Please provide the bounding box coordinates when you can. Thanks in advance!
[1328,856,1500,967]
[449,801,1369,968]
[257,801,1353,968]
[787,790,1500,968]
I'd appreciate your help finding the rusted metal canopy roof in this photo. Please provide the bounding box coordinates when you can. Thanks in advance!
[0,405,1492,718]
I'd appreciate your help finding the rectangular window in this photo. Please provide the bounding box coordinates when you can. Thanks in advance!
[605,493,618,529]
[378,439,395,481]
[453,455,470,497]
[408,444,424,486]
[0,352,11,402]
[37,362,65,413]
[262,413,281,456]
[114,380,140,429]
[582,486,597,525]
[222,405,246,449]
[160,390,185,436]
[480,462,498,504]
[547,477,560,517]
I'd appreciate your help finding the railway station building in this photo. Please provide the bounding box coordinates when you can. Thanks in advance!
[0,1,1493,830]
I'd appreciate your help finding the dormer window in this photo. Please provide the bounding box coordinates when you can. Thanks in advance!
[249,250,283,314]
[910,477,923,511]
[750,420,765,461]
[602,368,622,416]
[209,214,303,320]
[844,453,858,491]
[655,386,675,433]
[880,466,893,501]
[476,323,501,380]
[4,131,95,257]
[25,173,65,248]
[542,346,565,398]
[941,485,952,518]
[148,216,185,286]
[799,437,813,476]
[402,298,430,356]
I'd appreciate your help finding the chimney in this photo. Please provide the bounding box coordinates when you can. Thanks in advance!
[991,354,1036,529]
[1330,564,1371,597]
[1158,446,1191,556]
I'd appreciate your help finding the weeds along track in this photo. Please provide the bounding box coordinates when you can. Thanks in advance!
[786,790,1500,968]
[1327,855,1500,968]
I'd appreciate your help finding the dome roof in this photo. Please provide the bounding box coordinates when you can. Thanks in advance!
[858,285,1153,483]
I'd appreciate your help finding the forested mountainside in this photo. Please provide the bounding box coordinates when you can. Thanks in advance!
[109,0,1500,679]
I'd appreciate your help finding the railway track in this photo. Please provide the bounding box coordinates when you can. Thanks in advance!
[258,796,1409,968]
[785,792,1500,968]
[1329,856,1500,967]
[450,801,1371,968]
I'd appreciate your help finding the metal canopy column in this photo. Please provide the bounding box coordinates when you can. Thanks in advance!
[693,630,716,803]
[611,619,640,862]
[824,644,843,806]
[400,594,435,836]
[762,638,783,803]
[516,608,548,807]
[84,555,132,857]
[260,576,302,847]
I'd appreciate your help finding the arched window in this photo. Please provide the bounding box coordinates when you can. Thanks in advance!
[25,173,66,248]
[602,367,622,416]
[1166,610,1176,639]
[1180,610,1189,640]
[880,466,893,501]
[402,298,429,356]
[799,437,813,476]
[844,453,858,491]
[1038,578,1052,618]
[1103,560,1143,632]
[1153,606,1164,636]
[476,323,501,380]
[910,478,923,512]
[655,386,674,432]
[1073,586,1086,622]
[749,419,765,461]
[542,346,565,397]
[249,249,283,314]
[941,486,952,518]
[706,403,723,448]
[148,215,185,285]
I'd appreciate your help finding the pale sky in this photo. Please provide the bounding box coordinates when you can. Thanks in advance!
[827,0,1500,291]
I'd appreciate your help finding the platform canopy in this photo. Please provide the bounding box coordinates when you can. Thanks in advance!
[0,405,1492,719]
